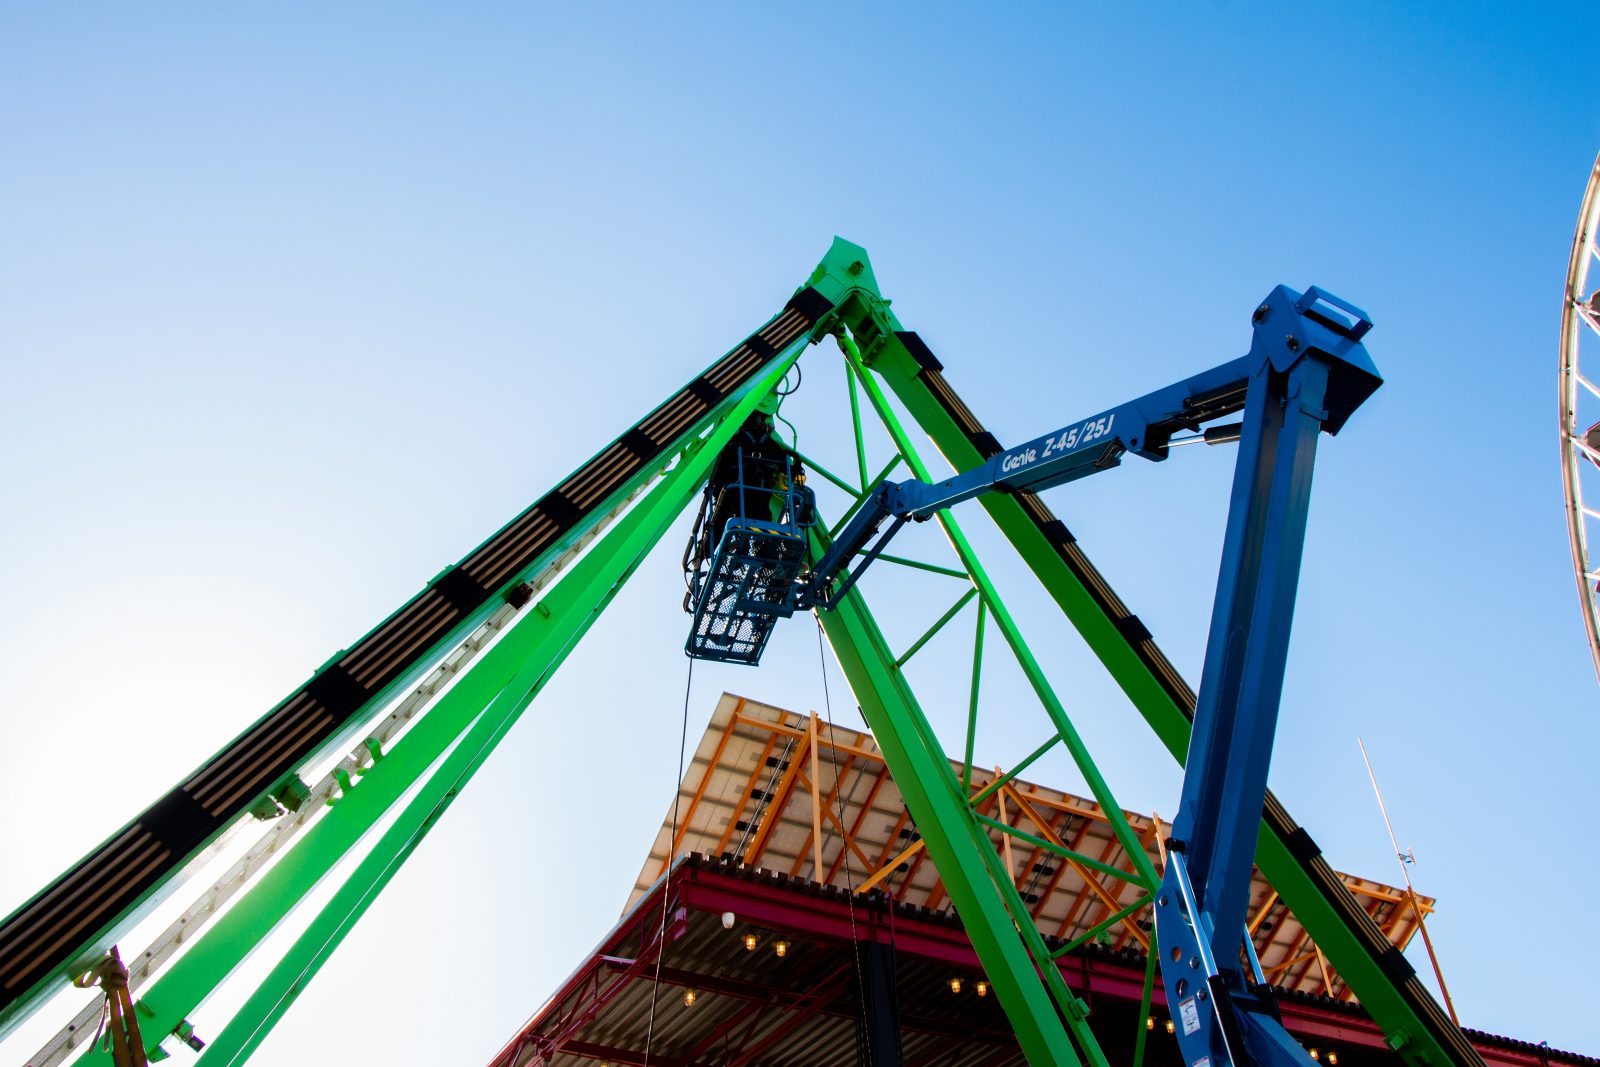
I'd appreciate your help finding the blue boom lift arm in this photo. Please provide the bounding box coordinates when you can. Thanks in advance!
[794,282,1381,1067]
[803,351,1254,608]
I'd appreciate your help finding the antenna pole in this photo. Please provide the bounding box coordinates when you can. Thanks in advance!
[1357,738,1462,1026]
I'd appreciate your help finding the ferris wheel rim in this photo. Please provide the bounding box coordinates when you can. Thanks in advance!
[1558,149,1600,683]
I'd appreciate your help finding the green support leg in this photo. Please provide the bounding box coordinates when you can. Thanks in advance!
[80,342,809,1066]
[815,551,1085,1067]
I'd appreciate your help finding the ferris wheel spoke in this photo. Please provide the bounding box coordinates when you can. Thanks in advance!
[1579,301,1600,339]
[1573,367,1600,401]
[1569,434,1600,466]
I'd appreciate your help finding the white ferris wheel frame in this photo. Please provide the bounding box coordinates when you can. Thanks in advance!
[1559,150,1600,683]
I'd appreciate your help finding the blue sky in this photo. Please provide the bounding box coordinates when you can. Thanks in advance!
[2,3,1597,1062]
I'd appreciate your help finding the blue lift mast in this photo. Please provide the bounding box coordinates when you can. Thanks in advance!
[753,283,1381,1067]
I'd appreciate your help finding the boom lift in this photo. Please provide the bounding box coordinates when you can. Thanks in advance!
[684,282,1380,1067]
[0,241,1478,1067]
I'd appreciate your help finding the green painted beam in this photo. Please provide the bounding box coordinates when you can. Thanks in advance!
[0,283,837,1043]
[1051,895,1154,960]
[814,533,1088,1067]
[837,333,1162,897]
[191,350,805,1065]
[894,588,977,669]
[79,342,809,1066]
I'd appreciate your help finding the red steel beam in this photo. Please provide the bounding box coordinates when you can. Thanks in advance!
[491,859,1585,1067]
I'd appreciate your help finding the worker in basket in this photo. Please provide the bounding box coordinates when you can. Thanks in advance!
[706,411,813,543]
[682,413,815,611]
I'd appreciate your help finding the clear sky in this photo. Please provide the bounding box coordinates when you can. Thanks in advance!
[2,3,1597,1062]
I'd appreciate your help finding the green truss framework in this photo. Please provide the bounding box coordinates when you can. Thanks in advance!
[13,240,1477,1067]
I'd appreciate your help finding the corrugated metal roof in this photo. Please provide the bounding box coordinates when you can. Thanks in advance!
[488,694,1594,1067]
[629,693,1431,1002]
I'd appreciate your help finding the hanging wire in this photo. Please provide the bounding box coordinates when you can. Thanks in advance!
[815,614,873,1066]
[773,361,803,397]
[773,409,801,455]
[772,363,802,452]
[642,656,695,1066]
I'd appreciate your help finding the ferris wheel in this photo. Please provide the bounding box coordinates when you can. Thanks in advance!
[1559,150,1600,683]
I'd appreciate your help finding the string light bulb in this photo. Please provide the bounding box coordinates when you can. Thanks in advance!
[773,940,789,958]
[742,933,758,951]
[1309,1050,1319,1062]
[683,989,697,1007]
[1327,1053,1339,1066]
[1146,1016,1155,1031]
[949,977,963,994]
[976,980,989,997]
[1165,1019,1176,1034]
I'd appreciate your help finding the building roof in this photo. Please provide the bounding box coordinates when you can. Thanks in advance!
[629,693,1431,1002]
[488,694,1593,1067]
[493,854,1592,1067]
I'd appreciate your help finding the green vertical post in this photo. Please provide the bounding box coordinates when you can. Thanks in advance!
[1134,943,1157,1067]
[962,598,985,795]
[847,361,869,492]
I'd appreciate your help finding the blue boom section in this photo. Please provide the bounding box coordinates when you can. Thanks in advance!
[807,286,1376,612]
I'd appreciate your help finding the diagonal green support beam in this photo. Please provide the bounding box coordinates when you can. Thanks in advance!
[813,526,1093,1067]
[791,449,861,499]
[810,235,1479,1067]
[827,454,902,541]
[878,553,969,580]
[79,341,810,1066]
[837,331,1162,898]
[894,587,977,669]
[962,598,986,795]
[1051,894,1154,959]
[969,734,1060,808]
[973,816,1146,886]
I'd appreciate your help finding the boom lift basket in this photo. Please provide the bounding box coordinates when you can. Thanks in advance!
[684,447,811,664]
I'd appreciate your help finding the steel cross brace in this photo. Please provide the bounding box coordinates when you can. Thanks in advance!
[811,494,1155,1067]
[813,552,1093,1067]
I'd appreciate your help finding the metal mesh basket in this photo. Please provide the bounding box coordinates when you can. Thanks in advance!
[686,521,806,664]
